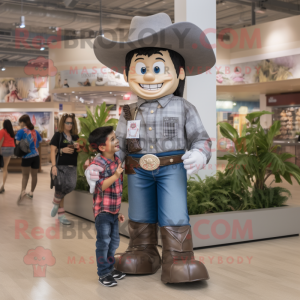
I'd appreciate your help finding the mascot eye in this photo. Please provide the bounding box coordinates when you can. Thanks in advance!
[136,62,147,75]
[153,62,164,74]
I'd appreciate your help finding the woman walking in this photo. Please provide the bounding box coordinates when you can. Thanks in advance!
[15,115,42,204]
[50,113,79,225]
[0,120,15,193]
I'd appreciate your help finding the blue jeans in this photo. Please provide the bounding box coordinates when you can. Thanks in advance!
[95,212,120,277]
[127,150,190,227]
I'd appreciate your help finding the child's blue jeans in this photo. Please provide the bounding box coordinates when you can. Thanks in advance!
[95,212,120,277]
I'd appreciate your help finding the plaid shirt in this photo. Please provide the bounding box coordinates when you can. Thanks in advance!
[91,154,123,218]
[116,93,212,163]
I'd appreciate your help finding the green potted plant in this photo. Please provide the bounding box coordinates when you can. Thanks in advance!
[217,110,300,192]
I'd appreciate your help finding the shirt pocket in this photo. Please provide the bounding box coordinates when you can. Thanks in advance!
[163,117,179,138]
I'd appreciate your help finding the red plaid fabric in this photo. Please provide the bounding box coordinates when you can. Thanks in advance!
[91,154,123,218]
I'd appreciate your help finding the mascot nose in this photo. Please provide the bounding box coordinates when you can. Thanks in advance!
[143,73,155,81]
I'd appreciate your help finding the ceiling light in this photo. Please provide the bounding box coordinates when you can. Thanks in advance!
[109,92,112,94]
[49,26,56,32]
[1,67,5,71]
[72,91,75,93]
[20,16,25,28]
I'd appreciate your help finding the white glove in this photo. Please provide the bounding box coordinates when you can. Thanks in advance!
[181,150,206,176]
[85,165,104,194]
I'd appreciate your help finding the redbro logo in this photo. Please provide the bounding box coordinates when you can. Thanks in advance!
[23,246,56,277]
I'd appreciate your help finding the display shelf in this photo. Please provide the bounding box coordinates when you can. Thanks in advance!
[272,106,300,140]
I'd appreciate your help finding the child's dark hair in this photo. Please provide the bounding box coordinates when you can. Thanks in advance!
[88,126,114,153]
[125,47,186,97]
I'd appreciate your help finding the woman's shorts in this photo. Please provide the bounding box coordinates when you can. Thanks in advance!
[22,156,40,169]
[1,147,15,157]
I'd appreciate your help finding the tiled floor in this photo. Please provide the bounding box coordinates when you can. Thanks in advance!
[0,164,299,300]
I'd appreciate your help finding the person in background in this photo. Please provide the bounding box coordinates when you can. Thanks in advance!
[15,114,42,204]
[50,113,79,225]
[0,120,15,193]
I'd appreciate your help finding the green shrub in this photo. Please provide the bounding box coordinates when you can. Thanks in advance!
[75,175,90,192]
[218,111,300,192]
[186,172,291,215]
[187,172,251,215]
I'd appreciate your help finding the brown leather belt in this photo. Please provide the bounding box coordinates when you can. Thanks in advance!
[125,154,183,175]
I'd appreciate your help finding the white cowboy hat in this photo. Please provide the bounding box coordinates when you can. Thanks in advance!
[93,13,216,76]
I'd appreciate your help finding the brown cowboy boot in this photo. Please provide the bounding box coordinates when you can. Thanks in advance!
[114,220,161,274]
[160,225,209,283]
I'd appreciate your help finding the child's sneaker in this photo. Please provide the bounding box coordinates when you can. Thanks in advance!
[111,269,126,280]
[99,274,117,287]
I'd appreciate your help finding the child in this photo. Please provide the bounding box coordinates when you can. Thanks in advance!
[85,126,126,287]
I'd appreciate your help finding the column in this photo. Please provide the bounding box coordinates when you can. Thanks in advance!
[174,0,217,178]
[260,94,272,129]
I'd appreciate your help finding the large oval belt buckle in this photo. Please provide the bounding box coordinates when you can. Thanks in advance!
[139,154,160,171]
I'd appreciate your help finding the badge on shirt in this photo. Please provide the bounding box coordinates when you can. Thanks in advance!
[127,120,140,139]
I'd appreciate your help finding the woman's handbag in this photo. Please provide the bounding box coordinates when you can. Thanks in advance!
[0,137,3,168]
[50,133,62,189]
[0,154,3,168]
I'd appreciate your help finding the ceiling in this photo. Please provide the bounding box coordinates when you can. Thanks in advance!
[216,0,300,31]
[0,0,299,75]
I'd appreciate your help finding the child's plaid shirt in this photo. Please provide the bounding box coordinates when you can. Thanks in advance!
[90,154,123,218]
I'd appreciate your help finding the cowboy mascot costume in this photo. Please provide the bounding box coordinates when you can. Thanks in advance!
[93,13,215,284]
